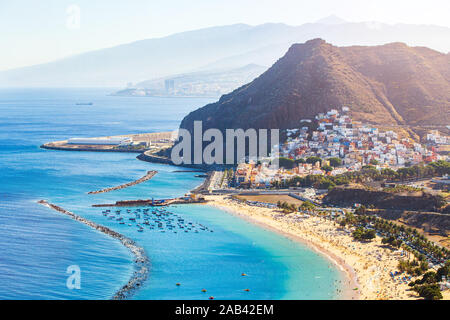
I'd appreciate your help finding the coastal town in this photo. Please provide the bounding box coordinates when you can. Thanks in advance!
[218,107,449,189]
[152,106,446,300]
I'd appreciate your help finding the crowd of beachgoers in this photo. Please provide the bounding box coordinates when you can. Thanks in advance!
[205,195,450,300]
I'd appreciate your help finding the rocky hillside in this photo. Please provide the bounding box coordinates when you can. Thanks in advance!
[180,39,450,134]
[4,20,450,87]
[324,186,446,212]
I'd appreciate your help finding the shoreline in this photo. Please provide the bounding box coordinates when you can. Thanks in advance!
[204,195,420,300]
[39,135,427,300]
[39,140,361,299]
[204,199,359,300]
[37,200,149,300]
[40,131,174,154]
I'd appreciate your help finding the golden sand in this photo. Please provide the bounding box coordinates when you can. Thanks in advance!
[203,195,446,300]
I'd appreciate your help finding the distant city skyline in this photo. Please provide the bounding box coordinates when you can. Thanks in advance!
[1,0,450,71]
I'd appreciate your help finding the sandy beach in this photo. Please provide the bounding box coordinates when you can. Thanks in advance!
[204,194,434,300]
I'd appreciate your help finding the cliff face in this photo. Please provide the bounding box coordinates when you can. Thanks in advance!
[374,210,450,236]
[180,39,450,133]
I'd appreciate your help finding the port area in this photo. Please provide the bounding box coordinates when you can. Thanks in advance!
[92,194,207,207]
[40,132,174,153]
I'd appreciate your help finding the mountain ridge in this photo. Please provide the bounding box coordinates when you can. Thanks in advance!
[179,39,450,135]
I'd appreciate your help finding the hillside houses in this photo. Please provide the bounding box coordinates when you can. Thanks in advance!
[281,107,442,170]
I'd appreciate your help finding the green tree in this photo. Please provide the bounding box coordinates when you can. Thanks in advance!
[328,157,342,167]
[278,157,296,169]
[381,168,399,180]
[300,201,316,211]
[428,160,450,176]
[354,205,367,215]
[414,284,442,300]
[352,227,376,241]
[321,165,333,174]
[436,260,450,281]
[306,156,322,165]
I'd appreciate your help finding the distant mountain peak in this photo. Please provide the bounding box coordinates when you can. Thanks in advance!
[315,15,347,25]
[2,19,450,87]
[303,38,328,46]
[287,38,330,57]
[300,38,329,47]
[382,41,409,48]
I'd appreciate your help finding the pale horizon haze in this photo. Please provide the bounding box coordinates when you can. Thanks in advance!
[1,0,450,71]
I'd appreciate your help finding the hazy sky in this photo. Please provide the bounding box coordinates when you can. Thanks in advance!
[1,0,450,71]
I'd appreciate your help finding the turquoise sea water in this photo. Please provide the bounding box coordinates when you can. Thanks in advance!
[0,88,345,300]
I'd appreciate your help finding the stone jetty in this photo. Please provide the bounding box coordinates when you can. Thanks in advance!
[37,200,149,300]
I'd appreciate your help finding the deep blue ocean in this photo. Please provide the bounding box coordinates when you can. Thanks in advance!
[0,88,345,300]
